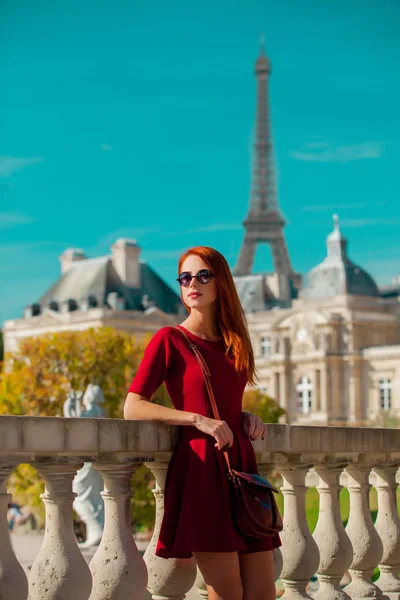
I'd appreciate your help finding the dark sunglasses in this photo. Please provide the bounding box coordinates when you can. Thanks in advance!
[177,269,214,287]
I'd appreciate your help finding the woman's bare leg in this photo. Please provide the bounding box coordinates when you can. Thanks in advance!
[239,550,276,600]
[193,551,243,600]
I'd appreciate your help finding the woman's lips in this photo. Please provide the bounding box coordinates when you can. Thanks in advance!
[188,292,202,298]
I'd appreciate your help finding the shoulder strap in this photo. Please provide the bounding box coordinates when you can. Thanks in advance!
[175,326,231,471]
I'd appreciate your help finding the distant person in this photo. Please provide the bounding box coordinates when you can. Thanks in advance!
[7,502,35,531]
[124,246,280,600]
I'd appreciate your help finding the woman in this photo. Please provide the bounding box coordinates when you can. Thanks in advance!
[124,246,281,600]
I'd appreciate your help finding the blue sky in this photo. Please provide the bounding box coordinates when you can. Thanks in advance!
[1,0,400,324]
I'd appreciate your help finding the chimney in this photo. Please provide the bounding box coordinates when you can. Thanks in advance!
[59,248,86,274]
[111,238,141,288]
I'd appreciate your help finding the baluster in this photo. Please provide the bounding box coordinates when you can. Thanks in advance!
[29,462,92,600]
[374,464,400,600]
[143,461,197,600]
[258,459,284,583]
[313,462,352,600]
[344,462,384,599]
[279,461,320,599]
[0,463,29,600]
[89,461,148,600]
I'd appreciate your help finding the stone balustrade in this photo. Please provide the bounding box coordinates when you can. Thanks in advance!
[1,416,400,599]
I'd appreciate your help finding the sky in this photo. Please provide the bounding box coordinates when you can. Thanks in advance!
[1,0,400,324]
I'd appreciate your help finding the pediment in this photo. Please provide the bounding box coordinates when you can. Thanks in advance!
[272,309,329,331]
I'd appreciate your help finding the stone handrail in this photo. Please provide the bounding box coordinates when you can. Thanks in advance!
[1,416,400,599]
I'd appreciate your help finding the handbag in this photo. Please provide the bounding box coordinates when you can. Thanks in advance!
[175,326,283,539]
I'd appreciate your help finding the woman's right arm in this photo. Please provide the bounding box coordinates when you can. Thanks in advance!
[124,392,198,425]
[124,392,234,450]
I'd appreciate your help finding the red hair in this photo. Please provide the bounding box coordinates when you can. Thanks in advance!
[178,246,257,386]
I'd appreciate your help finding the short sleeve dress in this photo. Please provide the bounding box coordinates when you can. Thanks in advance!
[128,325,281,558]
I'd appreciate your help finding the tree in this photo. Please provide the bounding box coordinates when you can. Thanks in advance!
[0,329,3,362]
[242,388,286,424]
[0,327,160,531]
[0,327,145,418]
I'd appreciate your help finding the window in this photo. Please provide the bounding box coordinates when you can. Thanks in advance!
[260,336,272,357]
[379,378,392,411]
[296,376,313,415]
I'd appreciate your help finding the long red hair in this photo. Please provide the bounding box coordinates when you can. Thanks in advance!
[178,246,257,386]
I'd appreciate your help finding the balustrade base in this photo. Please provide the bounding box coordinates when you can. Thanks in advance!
[281,578,314,599]
[314,577,351,600]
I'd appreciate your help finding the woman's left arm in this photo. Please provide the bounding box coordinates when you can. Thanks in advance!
[242,411,267,441]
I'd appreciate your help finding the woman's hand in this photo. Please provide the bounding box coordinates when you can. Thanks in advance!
[193,415,234,451]
[242,411,267,441]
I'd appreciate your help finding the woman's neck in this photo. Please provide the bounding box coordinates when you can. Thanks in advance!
[181,310,221,341]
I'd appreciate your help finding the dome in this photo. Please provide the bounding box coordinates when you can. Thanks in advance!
[303,215,379,299]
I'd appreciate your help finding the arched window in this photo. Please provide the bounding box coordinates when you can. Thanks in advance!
[296,376,313,414]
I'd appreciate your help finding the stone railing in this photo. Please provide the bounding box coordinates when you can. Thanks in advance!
[1,416,400,600]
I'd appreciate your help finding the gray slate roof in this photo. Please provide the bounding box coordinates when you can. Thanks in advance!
[303,216,379,300]
[37,257,181,314]
[233,274,278,312]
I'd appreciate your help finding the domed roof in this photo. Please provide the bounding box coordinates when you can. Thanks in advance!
[303,215,379,299]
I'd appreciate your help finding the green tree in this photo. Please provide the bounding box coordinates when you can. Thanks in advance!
[242,388,286,424]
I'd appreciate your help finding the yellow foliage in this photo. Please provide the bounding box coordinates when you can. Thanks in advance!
[0,327,161,530]
[0,327,145,418]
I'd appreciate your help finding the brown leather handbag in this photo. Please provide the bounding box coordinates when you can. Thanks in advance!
[176,326,283,539]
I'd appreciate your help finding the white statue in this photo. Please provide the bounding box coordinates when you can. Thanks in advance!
[63,384,106,548]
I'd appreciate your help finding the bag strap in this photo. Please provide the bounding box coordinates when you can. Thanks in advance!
[175,326,232,472]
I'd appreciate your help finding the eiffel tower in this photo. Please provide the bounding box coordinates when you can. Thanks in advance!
[234,39,300,299]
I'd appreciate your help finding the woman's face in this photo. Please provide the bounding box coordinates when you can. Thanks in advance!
[179,254,218,311]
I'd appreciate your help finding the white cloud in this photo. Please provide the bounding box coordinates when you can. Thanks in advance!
[100,144,112,151]
[340,216,400,228]
[0,156,44,177]
[291,141,385,163]
[301,203,367,213]
[0,211,38,229]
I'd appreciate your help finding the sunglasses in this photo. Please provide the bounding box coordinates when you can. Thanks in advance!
[177,269,214,287]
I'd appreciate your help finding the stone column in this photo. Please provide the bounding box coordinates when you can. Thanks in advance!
[348,357,363,423]
[313,463,352,600]
[29,463,92,600]
[344,463,384,599]
[143,461,197,600]
[320,366,328,416]
[280,370,289,413]
[374,464,400,600]
[89,462,148,600]
[0,463,29,600]
[279,462,319,599]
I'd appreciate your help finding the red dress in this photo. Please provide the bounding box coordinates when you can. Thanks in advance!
[128,325,281,558]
